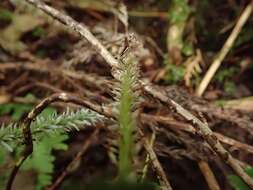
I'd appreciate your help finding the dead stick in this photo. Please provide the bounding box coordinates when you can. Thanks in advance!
[198,161,221,190]
[24,0,253,188]
[196,1,253,96]
[141,132,156,182]
[142,114,253,155]
[139,130,173,190]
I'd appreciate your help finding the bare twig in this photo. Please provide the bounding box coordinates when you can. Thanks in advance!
[142,114,253,155]
[139,130,173,190]
[0,61,111,91]
[22,0,253,188]
[13,82,64,96]
[196,1,253,96]
[141,132,156,182]
[214,133,253,154]
[198,161,221,190]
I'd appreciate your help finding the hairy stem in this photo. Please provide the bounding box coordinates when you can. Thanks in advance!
[117,62,136,179]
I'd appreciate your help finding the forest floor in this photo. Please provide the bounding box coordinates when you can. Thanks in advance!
[1,0,253,190]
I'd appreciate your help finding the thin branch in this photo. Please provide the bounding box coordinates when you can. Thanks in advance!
[141,132,156,182]
[196,1,253,96]
[198,161,221,190]
[142,114,253,155]
[23,0,253,188]
[0,61,111,92]
[139,130,173,190]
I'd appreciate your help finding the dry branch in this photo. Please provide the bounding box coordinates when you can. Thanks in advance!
[198,161,221,190]
[142,114,253,155]
[196,1,253,96]
[141,132,173,190]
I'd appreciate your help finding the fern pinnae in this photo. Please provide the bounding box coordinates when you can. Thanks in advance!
[0,108,102,151]
[114,35,141,180]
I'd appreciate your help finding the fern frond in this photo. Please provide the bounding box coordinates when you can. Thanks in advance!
[32,108,102,134]
[0,123,22,152]
[0,108,102,151]
[114,36,141,179]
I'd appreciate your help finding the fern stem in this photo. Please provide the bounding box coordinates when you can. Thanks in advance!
[117,59,139,180]
[118,73,134,179]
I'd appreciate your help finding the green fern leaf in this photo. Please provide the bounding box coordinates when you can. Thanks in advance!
[22,133,69,190]
[0,108,102,151]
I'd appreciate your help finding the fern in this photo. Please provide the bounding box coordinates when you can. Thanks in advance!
[114,56,140,180]
[0,123,21,152]
[31,108,101,135]
[0,107,102,189]
[0,108,103,152]
[22,133,68,190]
